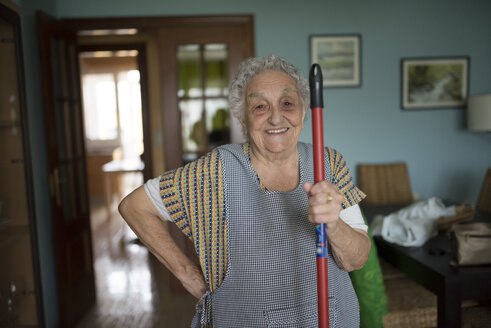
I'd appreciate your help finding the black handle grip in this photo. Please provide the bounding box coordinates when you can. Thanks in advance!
[309,64,324,108]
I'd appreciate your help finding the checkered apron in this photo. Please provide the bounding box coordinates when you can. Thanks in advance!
[192,142,360,327]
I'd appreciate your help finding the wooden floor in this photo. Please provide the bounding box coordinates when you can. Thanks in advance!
[76,197,197,328]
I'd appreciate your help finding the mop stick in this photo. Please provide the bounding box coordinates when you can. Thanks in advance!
[309,64,329,328]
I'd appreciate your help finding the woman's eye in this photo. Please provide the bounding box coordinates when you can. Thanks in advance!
[253,104,267,112]
[282,100,295,109]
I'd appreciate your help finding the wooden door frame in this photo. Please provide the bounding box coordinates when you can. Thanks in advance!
[78,43,153,181]
[158,17,254,169]
[54,15,254,31]
[37,11,97,326]
[158,24,253,169]
[47,15,254,171]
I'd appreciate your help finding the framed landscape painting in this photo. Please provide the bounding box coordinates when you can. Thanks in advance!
[310,34,361,87]
[401,57,469,109]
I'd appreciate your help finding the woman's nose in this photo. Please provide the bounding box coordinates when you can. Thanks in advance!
[268,106,283,125]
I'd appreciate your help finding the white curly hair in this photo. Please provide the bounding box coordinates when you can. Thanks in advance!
[228,54,310,122]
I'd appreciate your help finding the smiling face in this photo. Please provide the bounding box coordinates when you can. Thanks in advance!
[242,70,307,158]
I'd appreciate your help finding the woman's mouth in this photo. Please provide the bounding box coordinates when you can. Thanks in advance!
[266,127,289,134]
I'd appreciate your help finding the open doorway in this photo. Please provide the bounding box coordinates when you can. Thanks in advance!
[79,47,145,221]
[76,43,159,326]
[75,35,199,327]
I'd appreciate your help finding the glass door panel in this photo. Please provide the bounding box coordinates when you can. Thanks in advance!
[179,99,204,163]
[177,43,230,163]
[117,69,144,159]
[204,44,228,97]
[82,74,119,141]
[206,99,229,149]
[178,45,202,98]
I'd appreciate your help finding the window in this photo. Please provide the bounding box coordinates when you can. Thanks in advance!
[80,52,143,158]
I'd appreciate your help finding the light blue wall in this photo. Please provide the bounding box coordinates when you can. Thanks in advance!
[20,0,59,327]
[55,0,491,202]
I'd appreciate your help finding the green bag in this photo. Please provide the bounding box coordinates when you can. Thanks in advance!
[349,213,388,328]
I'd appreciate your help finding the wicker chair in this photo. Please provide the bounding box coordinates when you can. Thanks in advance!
[477,168,491,214]
[357,162,414,205]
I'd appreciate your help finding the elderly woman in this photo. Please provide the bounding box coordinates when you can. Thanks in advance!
[119,54,371,327]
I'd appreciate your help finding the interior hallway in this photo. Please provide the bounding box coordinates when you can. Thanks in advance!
[75,194,197,328]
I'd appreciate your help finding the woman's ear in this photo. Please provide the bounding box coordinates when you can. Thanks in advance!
[239,116,248,135]
[302,105,308,121]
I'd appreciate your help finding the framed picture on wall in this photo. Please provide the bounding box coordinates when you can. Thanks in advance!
[310,34,361,87]
[401,57,469,109]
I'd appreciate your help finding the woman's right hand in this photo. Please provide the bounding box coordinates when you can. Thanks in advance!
[119,186,208,300]
[177,265,207,299]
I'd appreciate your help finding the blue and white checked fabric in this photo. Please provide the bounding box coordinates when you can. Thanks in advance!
[192,142,360,327]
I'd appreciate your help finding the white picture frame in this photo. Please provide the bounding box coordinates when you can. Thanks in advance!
[401,57,469,109]
[310,34,361,87]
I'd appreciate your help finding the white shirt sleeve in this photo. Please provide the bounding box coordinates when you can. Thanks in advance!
[339,204,368,232]
[144,175,368,232]
[143,175,172,221]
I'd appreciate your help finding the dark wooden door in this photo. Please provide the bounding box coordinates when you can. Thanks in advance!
[159,17,254,170]
[158,17,254,294]
[37,12,96,327]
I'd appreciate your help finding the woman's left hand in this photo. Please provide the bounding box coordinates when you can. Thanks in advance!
[304,181,372,271]
[303,180,343,233]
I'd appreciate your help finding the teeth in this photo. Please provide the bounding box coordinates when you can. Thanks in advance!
[266,128,288,134]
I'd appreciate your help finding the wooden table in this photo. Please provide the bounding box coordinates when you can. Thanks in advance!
[362,204,491,328]
[102,159,144,220]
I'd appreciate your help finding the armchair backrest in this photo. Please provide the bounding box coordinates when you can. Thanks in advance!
[357,162,413,205]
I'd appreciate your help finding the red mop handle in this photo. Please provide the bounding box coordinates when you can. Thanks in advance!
[310,64,329,328]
